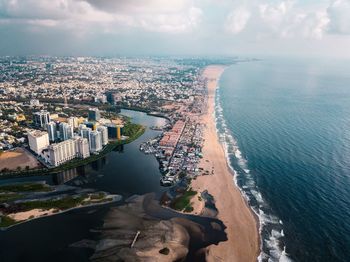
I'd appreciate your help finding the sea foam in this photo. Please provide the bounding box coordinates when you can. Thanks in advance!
[214,87,293,262]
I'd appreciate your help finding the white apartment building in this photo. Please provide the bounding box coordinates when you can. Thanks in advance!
[48,139,77,167]
[67,117,79,128]
[75,137,90,159]
[27,130,49,155]
[97,126,108,146]
[89,131,102,153]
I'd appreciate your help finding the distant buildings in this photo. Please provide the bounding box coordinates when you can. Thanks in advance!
[88,108,100,122]
[30,99,40,107]
[46,122,57,142]
[33,110,50,128]
[27,130,49,155]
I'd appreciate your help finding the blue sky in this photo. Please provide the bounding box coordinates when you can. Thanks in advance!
[0,0,349,57]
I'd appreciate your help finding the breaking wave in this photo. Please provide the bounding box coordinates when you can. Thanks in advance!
[214,88,293,262]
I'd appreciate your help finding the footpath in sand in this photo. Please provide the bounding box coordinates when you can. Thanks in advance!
[191,65,259,262]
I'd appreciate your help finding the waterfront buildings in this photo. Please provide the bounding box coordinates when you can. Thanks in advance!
[89,130,102,153]
[46,122,57,142]
[67,117,79,128]
[75,137,90,159]
[59,122,73,141]
[80,127,92,141]
[33,110,50,128]
[48,139,77,167]
[88,108,101,122]
[117,125,123,140]
[27,130,49,155]
[105,123,118,139]
[97,126,108,146]
[159,120,185,148]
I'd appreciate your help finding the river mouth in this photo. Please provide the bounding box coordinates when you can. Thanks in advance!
[0,109,228,262]
[74,194,227,262]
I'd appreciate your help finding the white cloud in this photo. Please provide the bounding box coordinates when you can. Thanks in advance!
[0,0,202,33]
[223,1,330,40]
[327,0,350,34]
[225,7,251,34]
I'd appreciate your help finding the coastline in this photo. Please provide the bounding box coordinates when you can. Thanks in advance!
[1,194,122,231]
[191,65,260,261]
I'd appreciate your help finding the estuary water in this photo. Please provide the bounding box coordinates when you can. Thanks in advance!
[0,109,227,262]
[0,110,167,261]
[217,58,350,262]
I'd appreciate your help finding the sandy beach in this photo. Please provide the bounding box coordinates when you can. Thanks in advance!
[191,65,259,261]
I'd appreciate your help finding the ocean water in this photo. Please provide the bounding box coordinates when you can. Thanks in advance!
[216,58,350,262]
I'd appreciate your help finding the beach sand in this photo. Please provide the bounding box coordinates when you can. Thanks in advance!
[8,208,56,221]
[191,65,259,261]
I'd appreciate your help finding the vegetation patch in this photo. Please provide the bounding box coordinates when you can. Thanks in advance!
[0,193,21,202]
[18,195,86,211]
[170,188,197,212]
[0,215,18,228]
[0,183,52,193]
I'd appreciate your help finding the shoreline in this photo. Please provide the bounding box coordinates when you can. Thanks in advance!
[1,194,122,231]
[191,65,260,261]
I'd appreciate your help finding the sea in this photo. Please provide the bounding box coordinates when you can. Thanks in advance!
[216,58,350,262]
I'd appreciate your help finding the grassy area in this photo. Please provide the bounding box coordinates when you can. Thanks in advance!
[0,193,21,202]
[19,195,86,211]
[0,183,52,193]
[0,215,18,228]
[170,188,197,212]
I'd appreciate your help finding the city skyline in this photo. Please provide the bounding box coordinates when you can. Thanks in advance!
[0,0,350,57]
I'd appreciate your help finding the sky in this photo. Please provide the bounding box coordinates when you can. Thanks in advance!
[0,0,350,57]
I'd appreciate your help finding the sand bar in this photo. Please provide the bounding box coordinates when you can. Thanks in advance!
[191,65,259,261]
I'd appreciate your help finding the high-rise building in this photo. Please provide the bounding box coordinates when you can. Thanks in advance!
[33,110,50,128]
[75,137,90,159]
[59,122,73,141]
[48,139,77,167]
[117,125,124,140]
[80,127,92,141]
[97,126,108,146]
[105,123,117,139]
[27,130,49,155]
[89,130,102,153]
[46,122,57,142]
[88,108,101,122]
[67,117,79,128]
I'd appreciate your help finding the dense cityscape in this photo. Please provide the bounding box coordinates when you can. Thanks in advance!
[0,57,217,182]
